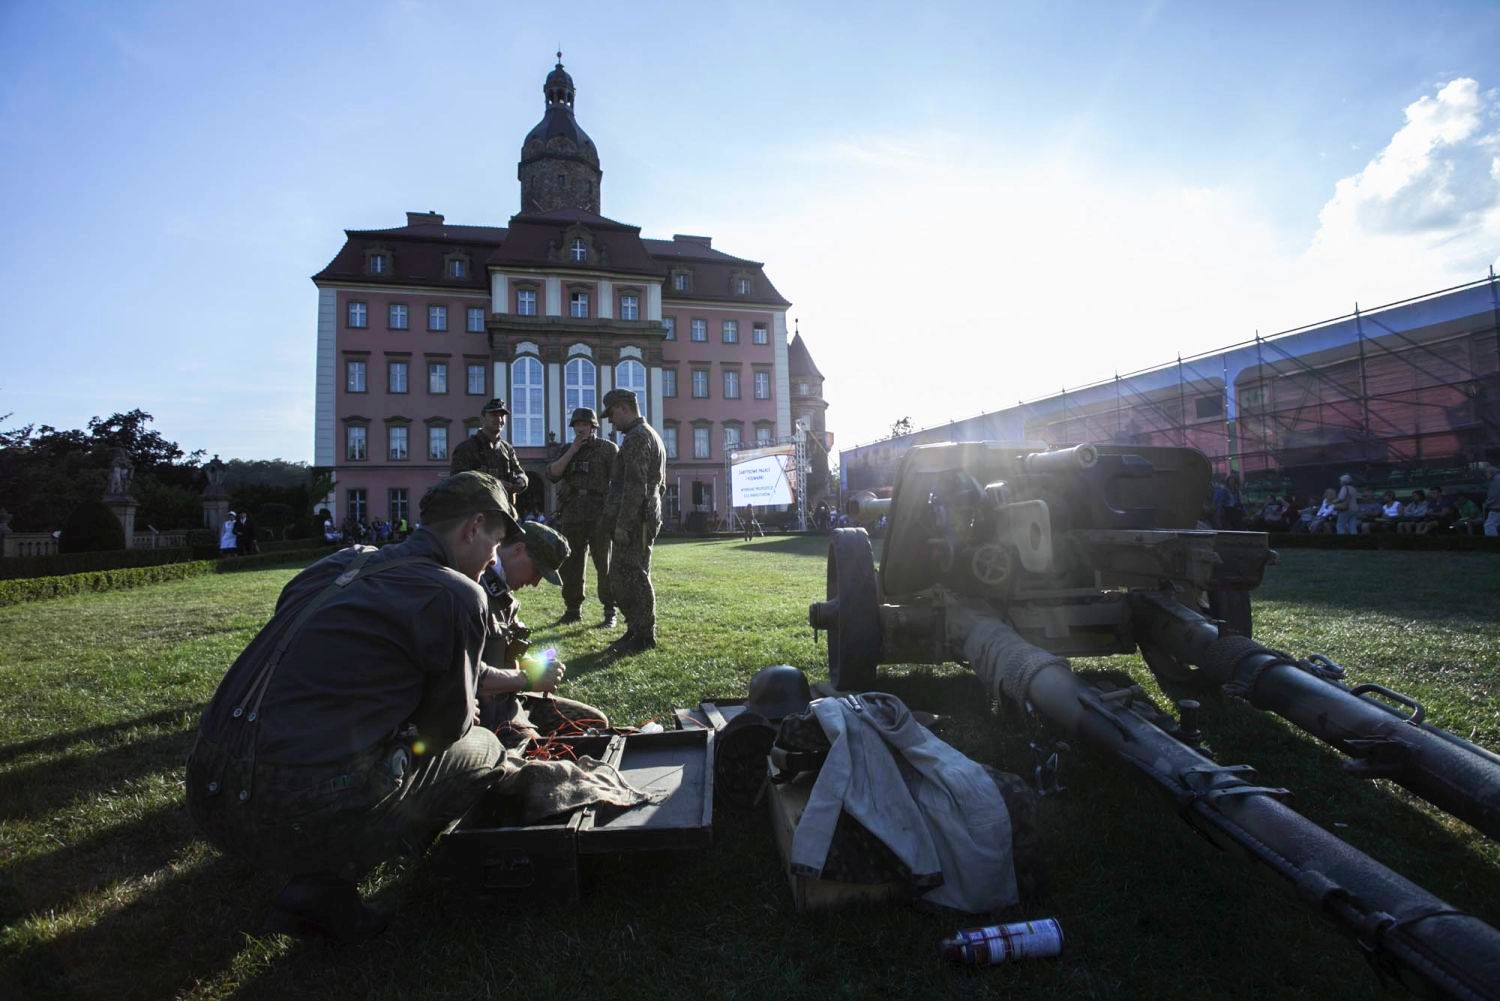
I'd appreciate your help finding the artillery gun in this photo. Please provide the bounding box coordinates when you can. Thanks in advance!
[809,441,1500,1000]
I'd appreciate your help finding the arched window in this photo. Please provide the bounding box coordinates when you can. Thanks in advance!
[565,356,597,415]
[615,359,647,423]
[510,356,544,446]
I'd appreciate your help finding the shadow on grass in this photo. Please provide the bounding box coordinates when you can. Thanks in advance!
[0,729,196,824]
[0,704,202,765]
[0,801,192,928]
[735,535,830,557]
[2,851,288,1001]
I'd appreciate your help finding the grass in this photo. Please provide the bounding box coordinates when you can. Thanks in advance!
[0,538,1497,1000]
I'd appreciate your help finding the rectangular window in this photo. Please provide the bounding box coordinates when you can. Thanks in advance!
[756,426,773,445]
[345,359,367,393]
[693,426,710,459]
[428,425,449,460]
[388,425,409,461]
[388,360,408,393]
[347,301,367,328]
[450,259,466,278]
[569,291,590,318]
[736,277,750,295]
[347,488,367,523]
[427,305,448,331]
[724,425,741,450]
[753,325,768,345]
[663,369,677,398]
[663,316,675,340]
[664,483,680,524]
[754,370,771,400]
[428,362,448,394]
[1195,395,1223,419]
[690,319,707,342]
[723,370,740,399]
[516,289,537,316]
[388,488,408,524]
[467,306,485,332]
[664,425,678,460]
[674,273,687,291]
[619,294,639,320]
[388,303,408,329]
[369,254,387,275]
[691,369,709,398]
[722,320,738,343]
[466,363,486,395]
[345,425,367,461]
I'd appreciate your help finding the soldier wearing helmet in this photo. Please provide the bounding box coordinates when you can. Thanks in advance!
[600,388,665,655]
[545,406,619,627]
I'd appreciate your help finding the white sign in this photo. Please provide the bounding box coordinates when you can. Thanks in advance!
[731,452,795,507]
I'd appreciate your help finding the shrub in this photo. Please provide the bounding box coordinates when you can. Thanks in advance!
[0,546,339,607]
[0,546,195,581]
[59,501,126,554]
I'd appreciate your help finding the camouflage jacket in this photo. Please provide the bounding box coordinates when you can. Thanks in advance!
[450,430,529,496]
[604,417,665,530]
[548,435,618,526]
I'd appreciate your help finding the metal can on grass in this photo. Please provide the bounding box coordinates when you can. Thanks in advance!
[940,918,1064,965]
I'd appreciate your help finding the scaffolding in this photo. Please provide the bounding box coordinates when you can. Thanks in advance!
[841,274,1500,497]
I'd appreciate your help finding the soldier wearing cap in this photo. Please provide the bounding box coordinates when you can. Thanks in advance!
[600,388,666,654]
[450,398,529,499]
[545,406,619,627]
[185,472,582,943]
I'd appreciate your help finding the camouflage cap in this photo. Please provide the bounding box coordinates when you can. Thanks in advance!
[601,388,638,411]
[519,521,569,585]
[481,397,510,415]
[419,472,521,534]
[569,407,600,427]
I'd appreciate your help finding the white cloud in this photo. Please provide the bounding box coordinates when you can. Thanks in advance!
[717,79,1500,451]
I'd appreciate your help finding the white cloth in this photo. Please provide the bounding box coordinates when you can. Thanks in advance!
[219,519,237,551]
[789,692,1019,914]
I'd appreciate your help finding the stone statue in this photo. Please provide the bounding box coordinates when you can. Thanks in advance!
[106,449,134,497]
[204,454,227,489]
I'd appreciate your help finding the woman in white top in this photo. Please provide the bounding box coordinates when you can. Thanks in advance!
[219,512,238,556]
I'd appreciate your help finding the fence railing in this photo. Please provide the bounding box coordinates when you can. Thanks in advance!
[3,533,58,558]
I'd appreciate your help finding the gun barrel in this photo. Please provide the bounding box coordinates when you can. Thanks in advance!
[1131,591,1500,841]
[845,491,892,525]
[960,615,1500,1001]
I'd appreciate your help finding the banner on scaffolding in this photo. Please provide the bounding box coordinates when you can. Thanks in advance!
[729,444,797,507]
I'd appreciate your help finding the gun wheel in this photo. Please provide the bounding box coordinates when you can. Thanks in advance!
[826,528,880,691]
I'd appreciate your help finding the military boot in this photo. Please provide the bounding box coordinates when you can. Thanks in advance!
[557,608,583,625]
[599,607,617,628]
[611,630,657,656]
[269,874,390,944]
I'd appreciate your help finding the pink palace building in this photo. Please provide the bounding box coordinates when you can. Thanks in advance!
[312,58,828,528]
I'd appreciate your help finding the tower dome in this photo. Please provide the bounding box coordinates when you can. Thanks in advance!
[518,53,602,214]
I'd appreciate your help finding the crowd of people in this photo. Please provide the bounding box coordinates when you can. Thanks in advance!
[1209,465,1500,536]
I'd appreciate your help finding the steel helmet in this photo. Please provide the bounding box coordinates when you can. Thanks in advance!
[744,665,813,721]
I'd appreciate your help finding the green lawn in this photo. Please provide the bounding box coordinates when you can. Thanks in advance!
[1,539,1497,1000]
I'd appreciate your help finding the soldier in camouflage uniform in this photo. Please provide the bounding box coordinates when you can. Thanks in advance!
[545,407,618,627]
[449,398,529,499]
[601,388,665,655]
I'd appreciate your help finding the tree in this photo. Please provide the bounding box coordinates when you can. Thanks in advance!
[889,416,914,439]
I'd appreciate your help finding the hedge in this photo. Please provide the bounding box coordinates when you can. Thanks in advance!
[1267,532,1500,552]
[0,546,196,581]
[0,546,339,607]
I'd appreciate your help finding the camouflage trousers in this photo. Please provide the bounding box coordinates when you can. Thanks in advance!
[558,519,613,614]
[186,724,504,881]
[608,520,659,636]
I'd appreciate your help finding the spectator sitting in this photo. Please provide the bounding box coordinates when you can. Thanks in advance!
[1417,486,1457,535]
[1455,494,1484,534]
[1362,491,1402,534]
[1396,490,1429,534]
[1252,495,1286,531]
[1309,488,1339,534]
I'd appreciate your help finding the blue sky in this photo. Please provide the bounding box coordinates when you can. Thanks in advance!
[2,0,1498,459]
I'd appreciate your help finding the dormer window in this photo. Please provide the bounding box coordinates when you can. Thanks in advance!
[449,259,466,278]
[368,253,388,275]
[672,270,690,292]
[736,277,751,295]
[570,239,587,263]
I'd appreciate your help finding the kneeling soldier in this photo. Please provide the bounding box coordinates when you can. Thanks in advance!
[186,472,580,942]
[545,406,618,627]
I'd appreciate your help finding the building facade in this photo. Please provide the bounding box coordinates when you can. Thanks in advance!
[312,59,810,528]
